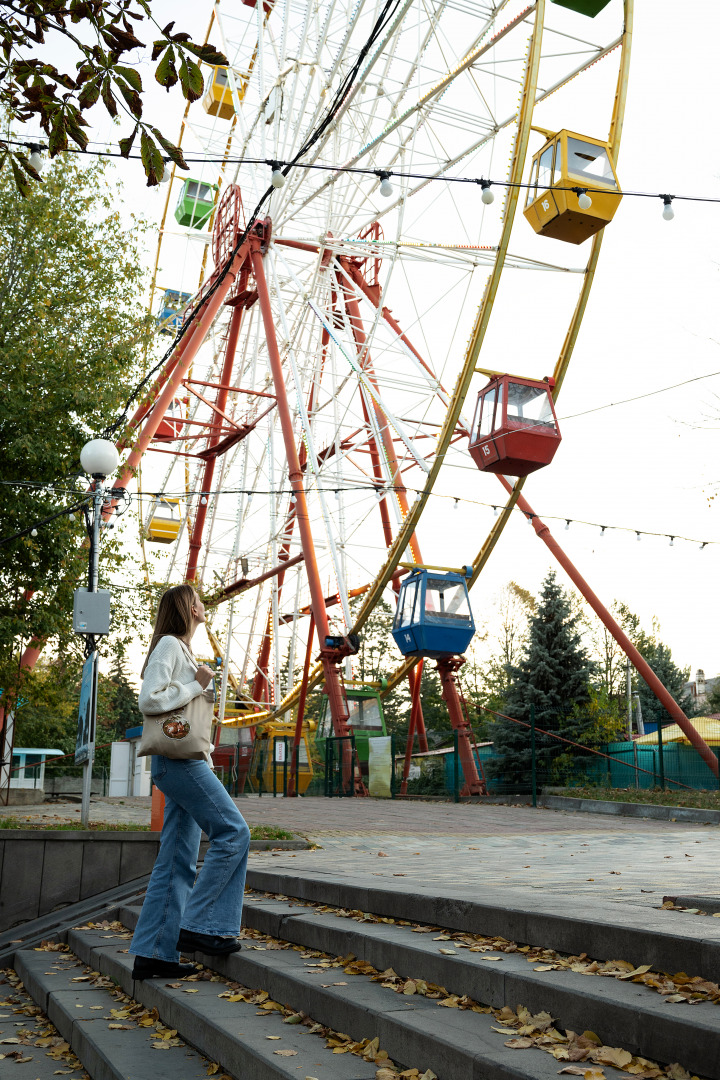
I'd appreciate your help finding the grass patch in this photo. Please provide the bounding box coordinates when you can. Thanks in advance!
[556,786,720,811]
[0,817,300,840]
[0,818,151,831]
[248,824,297,841]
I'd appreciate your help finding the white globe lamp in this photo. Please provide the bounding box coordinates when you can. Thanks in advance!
[81,439,119,479]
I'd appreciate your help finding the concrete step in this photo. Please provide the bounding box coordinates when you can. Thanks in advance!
[114,905,655,1080]
[231,892,720,1080]
[243,865,720,983]
[56,925,386,1079]
[13,946,219,1080]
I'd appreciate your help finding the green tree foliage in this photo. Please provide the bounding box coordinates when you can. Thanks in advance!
[704,682,720,715]
[488,570,595,783]
[1,1,226,188]
[473,581,535,720]
[0,152,154,708]
[615,604,691,725]
[11,657,78,757]
[12,651,143,772]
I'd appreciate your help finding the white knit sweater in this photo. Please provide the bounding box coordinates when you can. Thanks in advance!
[138,635,204,716]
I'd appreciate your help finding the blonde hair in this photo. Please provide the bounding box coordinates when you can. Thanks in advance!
[143,584,197,674]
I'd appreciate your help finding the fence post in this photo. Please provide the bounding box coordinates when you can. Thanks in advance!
[530,704,537,808]
[272,738,277,798]
[716,749,720,791]
[453,729,460,803]
[350,735,356,798]
[324,739,330,798]
[283,736,288,797]
[658,718,665,791]
[391,735,396,799]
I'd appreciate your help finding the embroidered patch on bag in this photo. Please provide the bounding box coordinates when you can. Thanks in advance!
[160,714,190,740]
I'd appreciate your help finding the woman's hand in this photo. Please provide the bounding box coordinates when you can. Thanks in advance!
[195,665,214,689]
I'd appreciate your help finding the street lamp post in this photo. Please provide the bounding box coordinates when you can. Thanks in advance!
[75,439,119,827]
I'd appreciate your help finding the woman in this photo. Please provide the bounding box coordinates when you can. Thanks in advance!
[130,583,251,980]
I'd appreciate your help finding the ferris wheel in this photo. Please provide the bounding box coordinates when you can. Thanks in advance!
[121,0,633,789]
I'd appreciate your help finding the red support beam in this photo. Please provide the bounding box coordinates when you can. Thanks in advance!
[250,234,354,755]
[186,303,245,582]
[497,477,719,780]
[115,244,250,492]
[437,657,486,796]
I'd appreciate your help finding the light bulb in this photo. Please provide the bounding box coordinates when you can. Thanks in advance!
[600,526,606,538]
[200,496,207,505]
[334,490,340,500]
[636,532,641,542]
[492,506,498,517]
[271,166,285,189]
[31,528,38,537]
[669,536,674,547]
[662,196,674,221]
[28,148,44,173]
[378,173,393,197]
[159,161,171,184]
[453,499,459,511]
[68,513,75,521]
[565,520,570,531]
[480,181,494,204]
[577,191,592,210]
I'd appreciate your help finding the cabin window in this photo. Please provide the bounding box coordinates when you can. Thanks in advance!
[566,138,616,188]
[506,382,556,427]
[537,145,554,191]
[347,698,383,731]
[478,388,497,439]
[525,158,539,207]
[423,578,472,624]
[394,579,418,629]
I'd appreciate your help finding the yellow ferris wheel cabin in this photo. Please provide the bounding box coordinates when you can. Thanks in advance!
[203,67,245,119]
[523,129,622,245]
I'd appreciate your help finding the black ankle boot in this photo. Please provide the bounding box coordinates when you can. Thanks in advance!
[131,956,197,980]
[176,929,242,955]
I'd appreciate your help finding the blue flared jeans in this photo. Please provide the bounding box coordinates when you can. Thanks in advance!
[130,757,251,962]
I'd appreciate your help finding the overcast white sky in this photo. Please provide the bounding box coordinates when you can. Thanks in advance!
[34,0,720,678]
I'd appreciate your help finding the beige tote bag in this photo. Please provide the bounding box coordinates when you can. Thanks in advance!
[137,641,215,760]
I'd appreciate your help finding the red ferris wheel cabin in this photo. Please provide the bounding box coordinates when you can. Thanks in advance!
[468,374,561,477]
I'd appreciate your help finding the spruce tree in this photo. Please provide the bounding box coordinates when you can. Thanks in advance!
[488,571,594,783]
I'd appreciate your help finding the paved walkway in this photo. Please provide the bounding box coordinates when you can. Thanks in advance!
[4,795,719,909]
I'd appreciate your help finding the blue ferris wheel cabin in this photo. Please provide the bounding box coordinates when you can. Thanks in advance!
[392,568,476,660]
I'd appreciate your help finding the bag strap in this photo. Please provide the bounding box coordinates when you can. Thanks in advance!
[176,637,198,670]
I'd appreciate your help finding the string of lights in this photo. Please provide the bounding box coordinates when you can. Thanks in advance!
[7,135,716,218]
[2,477,716,552]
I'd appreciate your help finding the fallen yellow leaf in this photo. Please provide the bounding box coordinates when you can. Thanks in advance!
[505,1038,534,1049]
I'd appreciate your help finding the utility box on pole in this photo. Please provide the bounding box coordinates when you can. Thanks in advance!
[73,588,111,636]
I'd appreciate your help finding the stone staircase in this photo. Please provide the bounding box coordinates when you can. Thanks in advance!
[6,871,720,1080]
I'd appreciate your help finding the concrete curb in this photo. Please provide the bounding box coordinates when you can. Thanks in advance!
[0,828,309,847]
[541,794,720,825]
